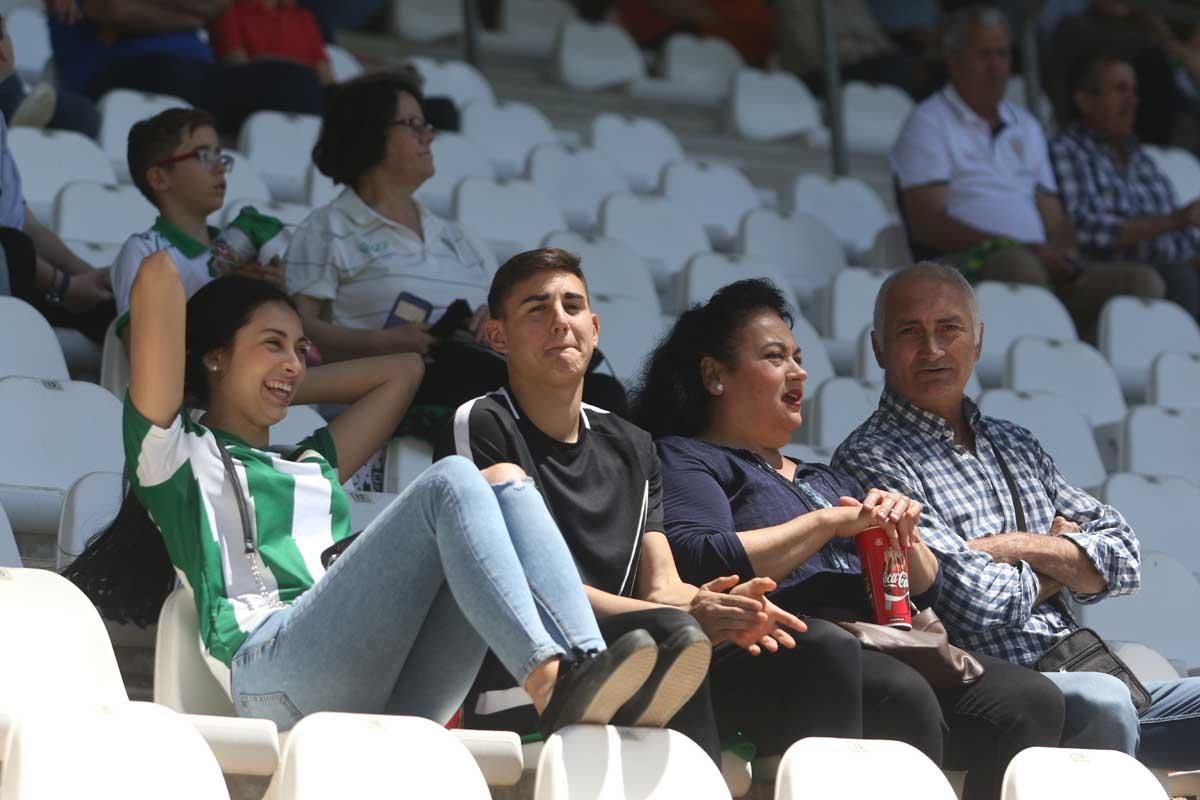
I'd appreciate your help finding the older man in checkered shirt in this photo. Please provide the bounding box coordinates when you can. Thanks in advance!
[833,262,1200,770]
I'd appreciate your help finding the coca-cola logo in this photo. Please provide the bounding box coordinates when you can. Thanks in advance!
[883,570,909,590]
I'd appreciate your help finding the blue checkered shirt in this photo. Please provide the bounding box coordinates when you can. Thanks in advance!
[832,388,1141,667]
[1050,123,1200,265]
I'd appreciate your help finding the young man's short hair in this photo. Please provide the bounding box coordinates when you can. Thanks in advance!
[488,248,589,319]
[127,108,218,207]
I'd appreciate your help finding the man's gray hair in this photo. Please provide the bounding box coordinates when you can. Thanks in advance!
[943,4,1010,53]
[872,262,980,352]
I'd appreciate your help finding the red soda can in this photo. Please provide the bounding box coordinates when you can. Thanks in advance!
[855,527,912,629]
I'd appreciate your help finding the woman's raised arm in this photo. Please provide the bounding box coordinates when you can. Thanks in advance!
[128,251,186,428]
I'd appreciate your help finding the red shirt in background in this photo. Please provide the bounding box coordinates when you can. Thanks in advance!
[617,0,774,67]
[209,0,328,69]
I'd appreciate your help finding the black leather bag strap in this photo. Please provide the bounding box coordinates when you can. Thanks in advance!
[216,442,256,554]
[988,434,1028,532]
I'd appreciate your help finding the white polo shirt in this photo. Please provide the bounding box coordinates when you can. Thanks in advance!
[890,84,1057,245]
[284,188,497,329]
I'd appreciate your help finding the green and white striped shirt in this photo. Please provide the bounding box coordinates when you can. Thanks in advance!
[123,395,351,665]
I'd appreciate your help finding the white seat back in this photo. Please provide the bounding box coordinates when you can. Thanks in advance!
[534,725,730,800]
[1111,641,1183,682]
[1142,145,1200,205]
[264,713,491,799]
[842,81,914,154]
[0,503,19,568]
[480,0,576,58]
[556,21,645,91]
[866,222,914,268]
[325,44,363,82]
[154,586,235,717]
[6,6,51,82]
[781,443,832,465]
[680,253,791,311]
[304,163,339,208]
[462,100,558,180]
[979,389,1107,490]
[414,132,494,218]
[791,175,892,258]
[268,405,327,447]
[0,378,123,534]
[599,193,710,292]
[391,0,463,41]
[825,267,889,343]
[237,111,322,202]
[590,114,684,193]
[663,161,760,249]
[8,128,117,221]
[1099,296,1200,400]
[662,34,743,97]
[1121,405,1200,483]
[590,297,667,388]
[1103,473,1200,579]
[791,312,835,400]
[0,297,69,380]
[977,281,1076,386]
[728,68,822,143]
[56,471,123,570]
[97,89,191,182]
[99,318,130,398]
[406,57,495,110]
[1001,746,1168,800]
[64,238,123,269]
[809,378,882,449]
[383,437,433,494]
[528,144,628,234]
[53,181,157,244]
[775,737,957,800]
[454,178,566,263]
[1148,351,1200,408]
[1006,338,1126,427]
[220,151,272,210]
[738,209,846,309]
[542,232,658,311]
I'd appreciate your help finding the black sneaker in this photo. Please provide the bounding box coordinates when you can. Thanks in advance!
[536,629,658,738]
[611,625,712,728]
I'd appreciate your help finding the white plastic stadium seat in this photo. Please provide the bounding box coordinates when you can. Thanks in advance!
[542,232,658,312]
[1149,351,1200,408]
[462,100,559,180]
[264,713,491,800]
[56,471,122,570]
[679,253,792,313]
[528,144,628,234]
[866,222,914,269]
[1099,296,1200,401]
[237,111,322,202]
[590,114,684,193]
[268,405,327,447]
[856,326,984,399]
[555,21,645,92]
[1121,405,1200,484]
[808,378,882,449]
[97,89,191,182]
[383,436,433,494]
[1142,145,1200,205]
[590,296,667,388]
[406,57,495,111]
[221,150,273,209]
[64,238,123,269]
[0,297,69,380]
[979,389,1107,491]
[631,33,743,106]
[305,163,339,207]
[977,281,1076,386]
[842,81,915,155]
[391,0,463,41]
[0,377,123,535]
[0,702,231,800]
[1104,473,1200,579]
[727,68,823,143]
[781,443,833,466]
[325,44,364,82]
[478,0,576,58]
[154,586,236,717]
[790,312,836,405]
[662,161,760,250]
[0,502,19,568]
[738,209,847,313]
[1001,746,1167,800]
[534,725,730,800]
[1112,642,1183,683]
[221,198,312,227]
[775,737,957,800]
[414,132,494,218]
[599,193,710,293]
[6,6,51,83]
[52,181,157,244]
[53,328,102,380]
[7,128,117,221]
[791,175,893,259]
[823,267,889,373]
[454,178,566,263]
[99,318,130,398]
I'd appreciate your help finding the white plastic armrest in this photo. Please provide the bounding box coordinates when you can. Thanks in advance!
[0,709,11,762]
[452,729,524,786]
[187,714,280,776]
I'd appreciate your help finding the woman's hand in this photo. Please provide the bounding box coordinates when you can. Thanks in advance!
[729,576,807,655]
[830,490,922,552]
[688,575,806,655]
[381,323,437,355]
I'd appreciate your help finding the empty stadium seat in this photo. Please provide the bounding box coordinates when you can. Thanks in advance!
[6,6,50,82]
[865,222,914,269]
[0,377,123,534]
[1000,746,1167,800]
[542,232,658,311]
[220,198,313,227]
[264,713,492,799]
[221,150,273,209]
[304,163,339,207]
[528,144,628,234]
[478,0,576,58]
[1112,641,1183,682]
[738,209,847,313]
[406,57,495,111]
[63,238,123,269]
[727,68,823,143]
[979,389,1107,491]
[534,725,729,800]
[791,175,893,259]
[790,311,836,404]
[154,585,236,717]
[1103,473,1200,579]
[822,267,889,373]
[391,0,462,41]
[679,253,792,313]
[590,113,684,193]
[238,111,322,202]
[781,443,833,465]
[1148,351,1200,408]
[1121,405,1200,484]
[463,101,559,181]
[56,470,122,570]
[0,297,69,380]
[383,436,434,494]
[453,177,566,263]
[98,319,130,399]
[325,44,364,82]
[631,33,743,106]
[8,127,117,221]
[53,327,102,381]
[0,502,19,568]
[662,161,760,250]
[842,81,915,155]
[855,326,984,399]
[809,377,882,449]
[1142,144,1200,205]
[590,296,667,387]
[414,132,494,218]
[775,737,957,800]
[977,281,1077,386]
[97,89,191,182]
[599,193,710,295]
[1099,296,1200,400]
[555,21,645,91]
[268,405,327,447]
[52,181,157,244]
[0,702,231,800]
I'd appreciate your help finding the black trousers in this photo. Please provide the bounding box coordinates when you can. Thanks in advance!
[0,227,114,342]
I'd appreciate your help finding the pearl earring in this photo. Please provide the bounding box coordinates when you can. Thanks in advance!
[713,383,724,394]
[208,364,218,372]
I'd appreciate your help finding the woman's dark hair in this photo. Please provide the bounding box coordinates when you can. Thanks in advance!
[63,276,297,626]
[630,278,794,439]
[312,70,426,189]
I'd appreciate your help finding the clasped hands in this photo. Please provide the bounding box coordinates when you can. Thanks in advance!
[689,575,806,657]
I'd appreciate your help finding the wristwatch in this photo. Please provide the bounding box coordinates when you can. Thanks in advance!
[44,270,72,307]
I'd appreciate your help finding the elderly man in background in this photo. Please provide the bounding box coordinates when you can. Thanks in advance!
[1050,50,1200,320]
[891,4,1162,339]
[833,262,1200,771]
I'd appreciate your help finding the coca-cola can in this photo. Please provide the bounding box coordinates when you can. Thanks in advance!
[855,527,912,629]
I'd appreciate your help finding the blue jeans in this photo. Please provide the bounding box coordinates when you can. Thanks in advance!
[1044,671,1200,769]
[230,456,605,730]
